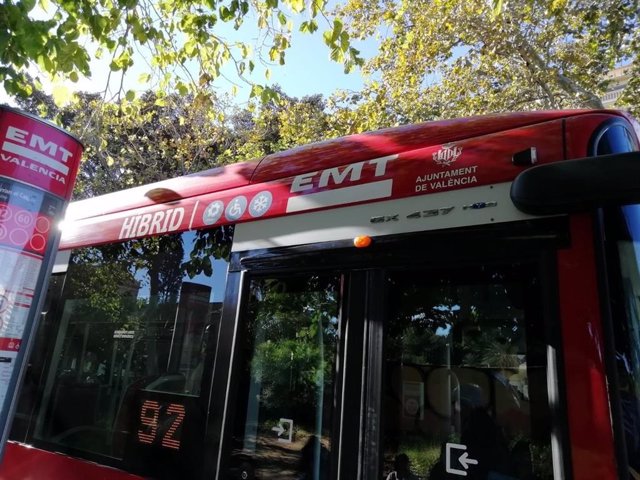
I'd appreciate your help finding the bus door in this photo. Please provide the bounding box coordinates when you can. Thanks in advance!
[219,218,568,480]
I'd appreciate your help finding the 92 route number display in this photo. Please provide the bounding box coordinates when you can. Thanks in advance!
[137,400,186,451]
[125,393,204,478]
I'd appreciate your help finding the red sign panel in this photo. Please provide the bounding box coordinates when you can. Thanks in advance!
[0,202,52,255]
[0,107,83,459]
[0,110,82,200]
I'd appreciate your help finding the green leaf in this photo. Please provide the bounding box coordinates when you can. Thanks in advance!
[311,0,325,17]
[250,84,264,98]
[199,73,212,86]
[340,31,349,52]
[219,6,233,21]
[269,46,279,62]
[110,49,132,71]
[131,20,148,43]
[52,84,72,106]
[300,20,318,34]
[332,19,343,38]
[323,19,345,49]
[330,46,343,63]
[176,82,189,95]
[239,43,251,58]
[184,40,197,57]
[20,0,36,12]
[288,0,304,13]
[323,29,333,45]
[125,90,135,101]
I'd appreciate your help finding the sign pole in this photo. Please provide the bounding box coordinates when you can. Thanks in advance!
[0,106,83,459]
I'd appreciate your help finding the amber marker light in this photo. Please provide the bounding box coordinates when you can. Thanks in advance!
[353,235,372,248]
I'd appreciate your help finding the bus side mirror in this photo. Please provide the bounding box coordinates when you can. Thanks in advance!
[510,151,640,215]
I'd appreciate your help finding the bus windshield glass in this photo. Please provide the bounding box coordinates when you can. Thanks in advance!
[608,204,640,478]
[13,226,232,474]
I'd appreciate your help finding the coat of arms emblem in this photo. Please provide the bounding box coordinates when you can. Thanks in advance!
[433,144,462,167]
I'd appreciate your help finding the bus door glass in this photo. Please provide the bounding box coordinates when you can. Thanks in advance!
[226,227,563,480]
[378,262,555,480]
[226,273,341,480]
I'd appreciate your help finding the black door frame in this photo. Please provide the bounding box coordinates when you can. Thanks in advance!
[207,217,572,480]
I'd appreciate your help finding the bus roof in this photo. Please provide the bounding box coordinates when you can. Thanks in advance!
[66,109,598,222]
[59,109,629,249]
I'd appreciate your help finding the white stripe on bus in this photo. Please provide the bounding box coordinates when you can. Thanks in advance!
[2,141,70,175]
[286,179,393,213]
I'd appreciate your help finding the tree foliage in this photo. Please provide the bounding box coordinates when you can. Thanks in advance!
[13,83,335,198]
[0,0,361,103]
[247,275,339,418]
[9,0,640,198]
[334,0,640,125]
[22,91,233,197]
[226,88,331,160]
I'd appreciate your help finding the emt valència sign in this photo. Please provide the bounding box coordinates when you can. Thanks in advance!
[0,107,83,459]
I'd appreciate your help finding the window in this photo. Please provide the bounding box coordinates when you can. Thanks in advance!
[14,226,232,477]
[594,123,636,156]
[599,121,639,479]
[606,205,640,479]
[380,264,554,479]
[227,274,341,480]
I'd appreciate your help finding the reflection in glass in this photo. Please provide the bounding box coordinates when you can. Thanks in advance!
[229,275,340,480]
[29,227,232,459]
[382,265,552,480]
[597,123,639,478]
[609,205,640,478]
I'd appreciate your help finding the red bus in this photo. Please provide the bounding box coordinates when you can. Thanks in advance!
[1,109,640,480]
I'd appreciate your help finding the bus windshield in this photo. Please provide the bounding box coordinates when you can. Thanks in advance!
[11,227,232,477]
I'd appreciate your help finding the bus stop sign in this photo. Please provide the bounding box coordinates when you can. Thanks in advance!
[0,107,82,457]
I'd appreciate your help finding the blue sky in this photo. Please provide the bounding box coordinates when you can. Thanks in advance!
[212,5,378,99]
[0,4,376,106]
[256,29,372,98]
[109,18,374,101]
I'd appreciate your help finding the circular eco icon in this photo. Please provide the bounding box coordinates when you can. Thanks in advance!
[202,200,224,225]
